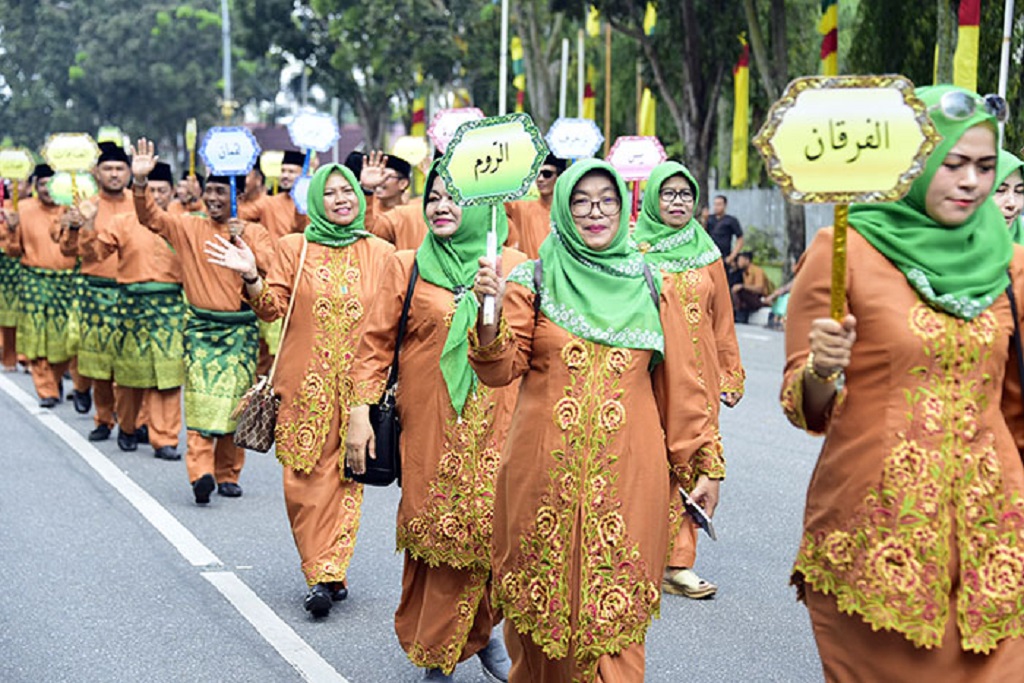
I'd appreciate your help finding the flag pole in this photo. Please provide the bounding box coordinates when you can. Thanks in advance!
[498,0,509,116]
[998,0,1015,143]
[603,24,612,156]
[559,39,569,119]
[577,28,585,117]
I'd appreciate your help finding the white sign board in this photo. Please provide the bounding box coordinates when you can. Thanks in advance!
[288,112,340,153]
[546,118,605,159]
[199,127,261,176]
[606,136,667,181]
[428,108,485,153]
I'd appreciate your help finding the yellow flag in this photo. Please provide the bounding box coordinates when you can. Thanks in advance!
[953,0,980,91]
[643,3,657,36]
[586,6,601,38]
[638,88,656,137]
[730,36,750,187]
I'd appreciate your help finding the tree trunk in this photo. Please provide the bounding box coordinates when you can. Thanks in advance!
[742,0,779,100]
[935,0,957,84]
[517,0,563,131]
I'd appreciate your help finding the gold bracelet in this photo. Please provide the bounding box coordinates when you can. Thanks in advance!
[805,352,843,384]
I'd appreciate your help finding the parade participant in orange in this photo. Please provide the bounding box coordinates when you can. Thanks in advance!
[237,149,308,241]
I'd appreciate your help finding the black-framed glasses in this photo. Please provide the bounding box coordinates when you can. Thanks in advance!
[570,195,621,218]
[538,169,557,179]
[929,91,1009,124]
[659,189,695,204]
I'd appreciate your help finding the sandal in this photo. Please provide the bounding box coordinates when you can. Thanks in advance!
[662,568,717,599]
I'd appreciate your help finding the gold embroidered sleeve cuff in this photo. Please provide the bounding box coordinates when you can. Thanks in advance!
[720,368,746,394]
[780,357,847,435]
[468,316,514,361]
[352,377,388,406]
[243,282,275,313]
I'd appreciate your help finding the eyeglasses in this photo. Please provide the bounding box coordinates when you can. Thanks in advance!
[659,189,695,204]
[538,169,557,179]
[929,91,1009,124]
[570,195,621,218]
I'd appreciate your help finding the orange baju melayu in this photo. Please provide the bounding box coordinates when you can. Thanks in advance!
[8,197,73,399]
[659,260,743,569]
[364,200,429,251]
[238,191,309,242]
[352,248,526,674]
[134,186,274,487]
[781,229,1024,681]
[61,190,133,429]
[504,198,552,259]
[468,283,674,683]
[79,211,185,450]
[246,233,395,586]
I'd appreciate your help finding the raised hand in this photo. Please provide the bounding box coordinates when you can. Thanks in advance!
[359,150,388,190]
[77,197,99,224]
[204,233,257,279]
[130,138,159,181]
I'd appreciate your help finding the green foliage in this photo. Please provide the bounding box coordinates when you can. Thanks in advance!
[744,225,782,264]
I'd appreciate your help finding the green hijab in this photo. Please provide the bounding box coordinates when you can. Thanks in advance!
[997,149,1024,245]
[848,84,1011,320]
[632,161,721,272]
[303,163,372,247]
[416,162,509,415]
[507,158,664,358]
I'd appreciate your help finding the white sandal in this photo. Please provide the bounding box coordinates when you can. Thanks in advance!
[663,568,718,599]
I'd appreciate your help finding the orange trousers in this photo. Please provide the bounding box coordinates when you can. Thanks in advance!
[185,430,244,484]
[667,518,698,569]
[395,554,499,674]
[91,378,117,428]
[70,358,90,393]
[505,624,646,683]
[30,359,68,400]
[118,386,181,449]
[1,327,16,370]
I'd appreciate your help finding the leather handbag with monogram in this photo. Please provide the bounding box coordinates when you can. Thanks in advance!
[233,238,308,453]
[344,262,418,486]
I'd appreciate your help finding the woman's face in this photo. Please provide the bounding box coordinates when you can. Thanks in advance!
[995,169,1024,227]
[569,172,621,251]
[322,172,359,226]
[424,176,462,238]
[657,174,695,229]
[924,124,997,227]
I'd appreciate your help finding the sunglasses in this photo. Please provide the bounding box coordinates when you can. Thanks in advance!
[538,169,557,179]
[929,91,1009,124]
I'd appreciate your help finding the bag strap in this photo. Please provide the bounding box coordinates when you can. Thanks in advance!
[386,260,419,388]
[267,237,308,383]
[532,258,659,317]
[1006,279,1024,427]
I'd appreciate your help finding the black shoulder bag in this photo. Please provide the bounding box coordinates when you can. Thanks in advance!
[345,261,419,486]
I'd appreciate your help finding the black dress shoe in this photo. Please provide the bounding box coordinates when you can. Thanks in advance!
[153,446,181,461]
[329,582,348,602]
[192,474,216,505]
[72,388,92,414]
[217,482,243,498]
[304,584,332,618]
[88,424,111,441]
[134,425,149,444]
[38,397,59,408]
[117,427,138,452]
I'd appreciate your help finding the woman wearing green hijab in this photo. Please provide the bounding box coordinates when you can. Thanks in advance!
[469,159,678,682]
[994,149,1024,243]
[206,162,395,619]
[782,85,1024,680]
[633,161,743,600]
[346,163,526,682]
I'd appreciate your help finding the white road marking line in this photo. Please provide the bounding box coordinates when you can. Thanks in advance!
[739,332,772,341]
[0,374,221,567]
[0,373,350,683]
[204,572,349,683]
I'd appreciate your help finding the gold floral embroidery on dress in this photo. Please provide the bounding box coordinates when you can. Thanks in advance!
[794,302,1024,653]
[494,338,660,675]
[670,269,727,484]
[302,482,365,585]
[275,248,364,473]
[406,567,490,673]
[396,382,501,571]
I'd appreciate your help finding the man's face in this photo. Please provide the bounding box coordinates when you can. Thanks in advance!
[203,182,232,222]
[535,164,560,198]
[149,181,174,211]
[279,164,302,191]
[95,161,130,193]
[245,168,264,195]
[36,178,54,205]
[374,171,409,202]
[736,254,751,269]
[713,197,726,216]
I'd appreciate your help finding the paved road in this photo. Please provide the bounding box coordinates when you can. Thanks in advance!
[0,326,824,683]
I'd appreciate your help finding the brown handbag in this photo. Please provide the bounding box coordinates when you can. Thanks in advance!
[233,238,308,453]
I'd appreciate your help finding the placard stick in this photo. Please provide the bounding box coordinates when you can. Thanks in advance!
[11,183,19,211]
[230,175,238,218]
[630,180,640,223]
[483,205,498,325]
[830,204,848,322]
